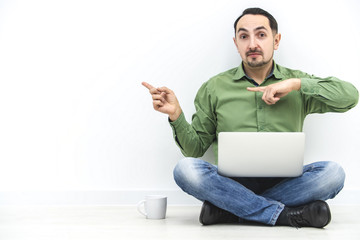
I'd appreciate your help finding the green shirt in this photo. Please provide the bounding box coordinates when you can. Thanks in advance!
[169,62,359,164]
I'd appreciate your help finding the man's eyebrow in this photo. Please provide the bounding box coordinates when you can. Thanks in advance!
[237,26,268,34]
[237,28,249,33]
[254,26,268,32]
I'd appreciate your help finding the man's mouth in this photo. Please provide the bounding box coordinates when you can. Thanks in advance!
[247,52,262,57]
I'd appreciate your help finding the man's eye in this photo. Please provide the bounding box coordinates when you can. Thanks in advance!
[259,33,266,38]
[240,35,247,39]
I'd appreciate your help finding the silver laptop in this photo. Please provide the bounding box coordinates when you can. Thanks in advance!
[218,132,305,177]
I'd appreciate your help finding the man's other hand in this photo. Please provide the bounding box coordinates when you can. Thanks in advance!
[247,78,301,105]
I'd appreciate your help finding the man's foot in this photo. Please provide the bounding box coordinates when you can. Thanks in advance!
[277,200,331,228]
[199,201,239,225]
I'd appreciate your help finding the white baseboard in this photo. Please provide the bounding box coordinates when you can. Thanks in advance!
[0,189,358,206]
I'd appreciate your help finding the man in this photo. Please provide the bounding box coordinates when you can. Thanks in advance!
[142,8,358,228]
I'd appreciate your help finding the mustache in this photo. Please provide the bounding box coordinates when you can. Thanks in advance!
[246,50,263,56]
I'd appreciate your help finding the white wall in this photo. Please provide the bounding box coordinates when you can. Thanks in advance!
[0,0,359,204]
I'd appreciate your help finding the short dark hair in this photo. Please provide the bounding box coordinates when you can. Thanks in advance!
[234,8,278,35]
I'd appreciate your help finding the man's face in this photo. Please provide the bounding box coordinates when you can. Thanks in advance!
[233,14,281,68]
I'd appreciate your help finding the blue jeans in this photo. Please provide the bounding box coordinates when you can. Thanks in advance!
[173,158,345,225]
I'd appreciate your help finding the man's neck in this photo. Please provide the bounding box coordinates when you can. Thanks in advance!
[243,61,274,85]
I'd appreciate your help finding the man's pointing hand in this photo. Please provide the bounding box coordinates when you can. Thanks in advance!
[142,82,182,121]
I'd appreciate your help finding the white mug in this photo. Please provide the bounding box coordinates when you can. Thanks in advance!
[137,195,167,219]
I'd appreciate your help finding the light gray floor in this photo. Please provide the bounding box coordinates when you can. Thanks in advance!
[0,205,359,240]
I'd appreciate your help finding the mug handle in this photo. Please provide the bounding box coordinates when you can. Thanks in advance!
[137,200,147,217]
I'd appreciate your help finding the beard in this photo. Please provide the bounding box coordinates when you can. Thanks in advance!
[245,49,274,68]
[247,57,272,68]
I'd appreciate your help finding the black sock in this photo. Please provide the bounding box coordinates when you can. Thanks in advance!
[276,207,290,226]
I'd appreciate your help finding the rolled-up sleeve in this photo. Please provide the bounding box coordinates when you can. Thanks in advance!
[300,76,359,114]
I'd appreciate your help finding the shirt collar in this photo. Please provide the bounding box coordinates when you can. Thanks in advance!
[232,61,284,81]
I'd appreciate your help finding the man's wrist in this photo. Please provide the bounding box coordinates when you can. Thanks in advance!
[169,108,182,122]
[292,78,301,91]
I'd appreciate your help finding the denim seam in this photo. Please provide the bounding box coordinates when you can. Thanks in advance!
[269,203,285,226]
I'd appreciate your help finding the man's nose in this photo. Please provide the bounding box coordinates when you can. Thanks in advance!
[249,36,258,50]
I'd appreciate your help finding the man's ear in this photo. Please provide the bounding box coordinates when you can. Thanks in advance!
[233,37,239,53]
[274,33,281,50]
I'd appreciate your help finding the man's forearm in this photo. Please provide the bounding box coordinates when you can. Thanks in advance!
[291,78,301,91]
